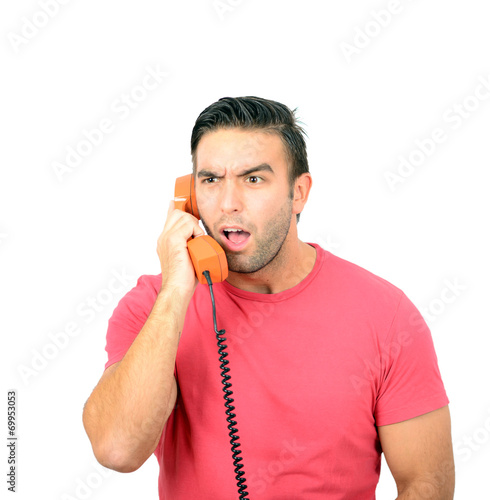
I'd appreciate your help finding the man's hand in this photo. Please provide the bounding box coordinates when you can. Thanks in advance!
[82,199,204,473]
[157,199,205,297]
[378,405,455,499]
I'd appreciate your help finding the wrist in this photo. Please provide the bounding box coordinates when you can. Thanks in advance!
[155,285,193,328]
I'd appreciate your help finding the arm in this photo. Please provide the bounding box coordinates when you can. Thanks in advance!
[82,201,204,472]
[82,289,186,472]
[378,405,455,499]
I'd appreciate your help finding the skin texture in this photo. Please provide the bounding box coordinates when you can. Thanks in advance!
[83,126,454,498]
[378,405,455,499]
[194,128,315,293]
[201,194,293,275]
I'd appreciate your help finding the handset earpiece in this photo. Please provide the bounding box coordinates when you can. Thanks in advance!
[174,174,228,285]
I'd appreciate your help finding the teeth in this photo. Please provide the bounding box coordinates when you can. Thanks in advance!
[224,228,242,232]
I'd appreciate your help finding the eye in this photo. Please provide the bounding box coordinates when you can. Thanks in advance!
[202,177,218,184]
[247,176,262,184]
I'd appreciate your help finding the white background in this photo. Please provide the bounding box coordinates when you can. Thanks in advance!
[1,0,489,498]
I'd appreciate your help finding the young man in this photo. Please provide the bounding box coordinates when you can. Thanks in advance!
[83,96,455,499]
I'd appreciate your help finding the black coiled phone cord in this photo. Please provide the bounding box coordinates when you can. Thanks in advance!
[203,270,250,499]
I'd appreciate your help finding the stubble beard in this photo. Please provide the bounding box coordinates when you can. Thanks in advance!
[200,199,293,274]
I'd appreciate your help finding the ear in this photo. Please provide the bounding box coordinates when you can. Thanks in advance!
[292,173,312,215]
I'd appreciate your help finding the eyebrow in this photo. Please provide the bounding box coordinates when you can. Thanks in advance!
[197,163,274,179]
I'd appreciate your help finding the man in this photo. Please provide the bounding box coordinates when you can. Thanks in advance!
[82,96,455,499]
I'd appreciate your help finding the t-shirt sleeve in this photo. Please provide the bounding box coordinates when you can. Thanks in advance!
[104,274,160,370]
[374,292,449,426]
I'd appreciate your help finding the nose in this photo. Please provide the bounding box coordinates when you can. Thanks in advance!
[219,179,244,214]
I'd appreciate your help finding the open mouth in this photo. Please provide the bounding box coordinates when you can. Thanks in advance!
[221,228,251,250]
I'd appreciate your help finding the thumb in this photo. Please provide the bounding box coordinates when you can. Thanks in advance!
[167,199,175,216]
[193,223,205,238]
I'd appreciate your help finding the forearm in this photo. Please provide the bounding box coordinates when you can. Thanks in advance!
[395,474,454,499]
[396,487,452,500]
[83,287,190,472]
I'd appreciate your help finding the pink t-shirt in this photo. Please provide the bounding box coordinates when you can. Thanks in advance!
[105,244,449,499]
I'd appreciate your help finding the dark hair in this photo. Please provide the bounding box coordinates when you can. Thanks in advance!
[190,96,309,223]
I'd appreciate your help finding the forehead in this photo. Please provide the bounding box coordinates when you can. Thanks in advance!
[195,128,288,174]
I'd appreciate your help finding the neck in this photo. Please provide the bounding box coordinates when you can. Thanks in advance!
[225,239,317,294]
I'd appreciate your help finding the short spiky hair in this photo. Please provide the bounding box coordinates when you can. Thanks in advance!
[190,96,309,222]
[191,96,309,183]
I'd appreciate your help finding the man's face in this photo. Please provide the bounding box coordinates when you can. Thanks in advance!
[195,128,295,274]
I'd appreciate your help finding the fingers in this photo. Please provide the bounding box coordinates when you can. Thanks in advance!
[157,198,207,295]
[165,199,204,237]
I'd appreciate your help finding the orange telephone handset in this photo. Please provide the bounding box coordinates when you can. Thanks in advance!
[174,174,228,285]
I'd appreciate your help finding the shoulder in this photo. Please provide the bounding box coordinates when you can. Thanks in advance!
[104,273,162,369]
[132,273,162,295]
[122,273,161,302]
[317,246,404,301]
[109,273,162,322]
